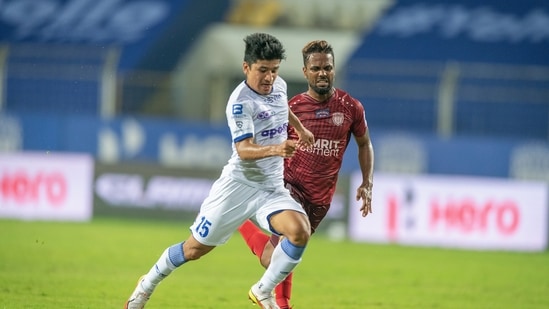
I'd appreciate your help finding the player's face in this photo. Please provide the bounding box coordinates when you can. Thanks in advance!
[243,59,281,95]
[303,52,335,96]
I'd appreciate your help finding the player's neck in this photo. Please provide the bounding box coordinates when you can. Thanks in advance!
[308,87,335,103]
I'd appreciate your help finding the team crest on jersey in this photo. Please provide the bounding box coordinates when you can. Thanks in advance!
[332,112,344,126]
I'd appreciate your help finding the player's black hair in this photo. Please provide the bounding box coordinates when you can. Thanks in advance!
[302,40,335,66]
[243,33,286,65]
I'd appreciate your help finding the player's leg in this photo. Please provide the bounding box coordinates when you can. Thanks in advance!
[249,210,309,309]
[268,211,309,309]
[250,208,310,305]
[275,203,330,308]
[238,220,271,266]
[125,176,254,308]
[124,236,215,309]
[239,221,292,308]
[142,236,215,289]
[240,226,291,308]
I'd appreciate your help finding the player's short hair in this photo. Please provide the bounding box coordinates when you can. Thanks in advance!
[243,33,286,65]
[302,40,335,66]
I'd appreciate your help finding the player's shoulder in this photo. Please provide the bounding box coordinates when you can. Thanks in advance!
[335,88,358,102]
[275,75,287,85]
[289,92,309,103]
[274,76,287,90]
[227,82,257,112]
[230,81,250,99]
[335,88,363,108]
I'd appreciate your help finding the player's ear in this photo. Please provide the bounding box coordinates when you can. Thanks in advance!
[243,61,250,74]
[302,66,307,78]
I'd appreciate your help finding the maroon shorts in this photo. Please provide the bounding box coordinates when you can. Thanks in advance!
[285,182,330,234]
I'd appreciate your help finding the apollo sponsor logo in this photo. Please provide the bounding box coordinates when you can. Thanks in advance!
[260,123,288,138]
[0,0,170,43]
[300,138,342,157]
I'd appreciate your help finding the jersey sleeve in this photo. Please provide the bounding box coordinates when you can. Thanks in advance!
[351,98,368,137]
[227,100,254,143]
[286,94,304,141]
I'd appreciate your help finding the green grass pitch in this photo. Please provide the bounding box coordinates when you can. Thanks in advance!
[1,217,548,308]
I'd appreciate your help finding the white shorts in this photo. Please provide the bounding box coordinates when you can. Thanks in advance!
[189,175,305,246]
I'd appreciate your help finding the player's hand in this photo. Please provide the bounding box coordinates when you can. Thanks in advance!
[356,183,373,217]
[278,140,297,158]
[296,127,314,148]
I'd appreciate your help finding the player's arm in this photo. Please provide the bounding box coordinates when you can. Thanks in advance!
[235,137,297,160]
[355,127,374,217]
[228,100,296,160]
[288,109,314,147]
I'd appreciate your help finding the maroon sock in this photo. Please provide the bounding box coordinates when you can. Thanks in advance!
[238,220,269,259]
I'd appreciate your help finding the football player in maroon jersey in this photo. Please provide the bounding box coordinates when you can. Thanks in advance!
[239,40,374,308]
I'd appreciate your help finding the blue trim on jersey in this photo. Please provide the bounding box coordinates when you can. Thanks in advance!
[244,80,273,95]
[266,210,284,235]
[234,133,253,143]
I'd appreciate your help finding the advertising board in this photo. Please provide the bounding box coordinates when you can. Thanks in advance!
[93,162,219,221]
[349,173,548,251]
[0,152,94,221]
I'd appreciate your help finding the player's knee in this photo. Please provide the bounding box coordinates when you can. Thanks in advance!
[284,222,310,246]
[271,212,311,246]
[184,249,203,261]
[183,241,214,261]
[293,229,311,246]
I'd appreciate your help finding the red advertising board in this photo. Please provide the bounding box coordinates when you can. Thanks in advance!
[0,152,94,221]
[349,173,548,251]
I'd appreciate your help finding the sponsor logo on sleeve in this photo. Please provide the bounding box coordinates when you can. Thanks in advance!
[232,104,243,115]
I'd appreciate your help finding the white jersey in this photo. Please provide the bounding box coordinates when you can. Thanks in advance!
[190,76,305,246]
[222,76,289,189]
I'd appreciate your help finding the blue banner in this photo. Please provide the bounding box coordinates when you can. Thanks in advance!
[6,112,549,181]
[344,0,549,140]
[354,0,549,65]
[0,0,228,72]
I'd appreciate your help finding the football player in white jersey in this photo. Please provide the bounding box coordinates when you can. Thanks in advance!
[124,33,314,309]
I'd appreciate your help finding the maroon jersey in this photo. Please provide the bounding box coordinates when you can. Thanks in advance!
[285,89,367,205]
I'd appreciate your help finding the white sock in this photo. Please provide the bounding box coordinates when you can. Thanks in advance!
[255,243,301,295]
[141,248,176,293]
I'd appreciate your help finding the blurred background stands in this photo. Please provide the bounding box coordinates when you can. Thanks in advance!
[0,0,548,141]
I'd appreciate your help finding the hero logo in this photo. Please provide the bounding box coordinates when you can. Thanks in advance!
[0,0,170,43]
[429,198,520,235]
[0,171,67,206]
[385,192,520,239]
[377,4,549,43]
[261,123,288,138]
